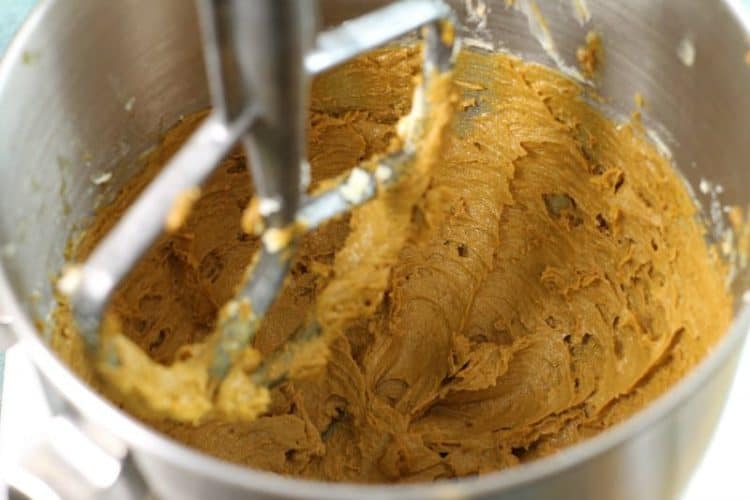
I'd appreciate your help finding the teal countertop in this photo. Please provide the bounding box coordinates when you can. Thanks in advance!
[0,0,35,52]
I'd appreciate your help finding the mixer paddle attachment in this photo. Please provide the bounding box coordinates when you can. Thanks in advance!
[58,0,456,423]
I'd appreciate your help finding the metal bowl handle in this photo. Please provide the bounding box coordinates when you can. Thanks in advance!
[0,344,149,500]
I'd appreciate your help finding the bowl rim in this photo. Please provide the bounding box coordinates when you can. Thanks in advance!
[1,0,749,498]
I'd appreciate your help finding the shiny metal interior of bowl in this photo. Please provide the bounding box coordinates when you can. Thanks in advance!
[1,0,749,499]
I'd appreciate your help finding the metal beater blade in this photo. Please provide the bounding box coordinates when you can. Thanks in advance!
[59,0,456,422]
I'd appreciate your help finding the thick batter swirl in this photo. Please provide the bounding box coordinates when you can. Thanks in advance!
[53,47,732,482]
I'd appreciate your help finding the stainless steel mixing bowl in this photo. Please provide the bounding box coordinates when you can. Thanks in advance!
[1,0,749,499]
